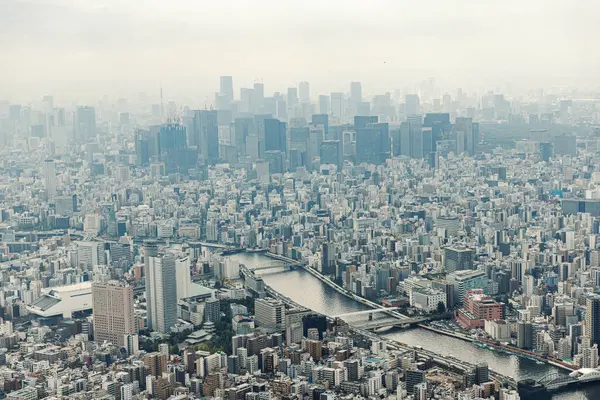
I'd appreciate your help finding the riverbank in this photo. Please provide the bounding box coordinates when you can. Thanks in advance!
[419,324,576,372]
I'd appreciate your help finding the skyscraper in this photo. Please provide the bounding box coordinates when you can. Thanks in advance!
[356,127,381,165]
[264,118,287,153]
[350,82,362,105]
[299,81,310,103]
[318,95,330,115]
[75,106,96,141]
[43,159,57,202]
[92,281,135,346]
[330,92,344,121]
[287,87,298,108]
[585,295,600,346]
[175,257,191,301]
[455,117,475,156]
[146,252,177,333]
[193,110,219,164]
[220,76,234,103]
[405,94,420,116]
[320,140,342,171]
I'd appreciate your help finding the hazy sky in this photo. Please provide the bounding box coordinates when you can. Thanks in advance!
[3,0,600,103]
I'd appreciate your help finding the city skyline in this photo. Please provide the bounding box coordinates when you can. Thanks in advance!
[3,0,600,102]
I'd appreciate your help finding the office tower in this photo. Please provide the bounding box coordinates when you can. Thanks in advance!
[264,118,287,153]
[175,257,191,301]
[554,133,577,156]
[311,114,329,138]
[423,113,451,152]
[399,122,411,157]
[74,106,96,141]
[357,101,371,116]
[192,110,219,164]
[135,129,153,166]
[92,281,135,346]
[539,142,553,161]
[330,92,344,121]
[158,123,186,152]
[264,150,285,174]
[406,114,422,156]
[373,122,389,160]
[252,83,264,113]
[43,159,57,202]
[287,87,298,108]
[444,247,474,272]
[146,252,177,333]
[585,295,600,346]
[405,94,420,116]
[354,115,378,130]
[350,82,362,105]
[318,95,330,115]
[234,117,256,154]
[240,88,254,113]
[320,140,342,171]
[356,126,382,165]
[320,243,336,275]
[455,117,475,156]
[255,298,286,330]
[299,81,310,103]
[410,126,424,159]
[302,314,327,340]
[219,76,234,103]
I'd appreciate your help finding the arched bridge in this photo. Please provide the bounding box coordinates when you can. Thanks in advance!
[538,372,578,390]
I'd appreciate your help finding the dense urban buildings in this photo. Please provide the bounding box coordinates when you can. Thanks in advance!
[0,74,600,400]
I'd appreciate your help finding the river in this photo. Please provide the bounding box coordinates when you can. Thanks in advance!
[226,252,597,399]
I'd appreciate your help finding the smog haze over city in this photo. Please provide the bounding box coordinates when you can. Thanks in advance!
[2,1,600,400]
[3,0,600,102]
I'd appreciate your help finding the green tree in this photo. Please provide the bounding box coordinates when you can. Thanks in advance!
[436,301,446,314]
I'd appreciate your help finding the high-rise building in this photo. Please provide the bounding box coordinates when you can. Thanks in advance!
[287,87,298,108]
[252,83,264,113]
[554,133,577,157]
[311,114,329,138]
[350,82,362,105]
[43,159,57,202]
[299,81,310,103]
[192,110,219,164]
[204,298,221,323]
[264,118,287,153]
[585,295,600,346]
[455,117,475,155]
[146,252,177,333]
[255,298,286,330]
[320,140,342,171]
[92,281,135,346]
[220,76,234,103]
[175,257,191,301]
[318,95,330,115]
[354,116,377,130]
[539,142,554,161]
[75,106,96,141]
[405,94,420,116]
[517,321,533,349]
[330,92,344,121]
[356,127,382,165]
[444,246,474,272]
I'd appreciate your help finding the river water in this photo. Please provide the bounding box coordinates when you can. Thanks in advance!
[227,252,597,399]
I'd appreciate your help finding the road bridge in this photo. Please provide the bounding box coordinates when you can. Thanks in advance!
[332,308,402,318]
[352,316,432,330]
